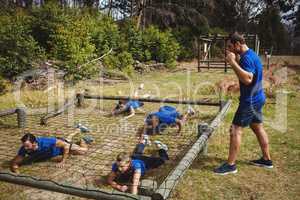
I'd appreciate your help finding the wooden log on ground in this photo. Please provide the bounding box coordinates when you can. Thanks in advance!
[82,95,221,107]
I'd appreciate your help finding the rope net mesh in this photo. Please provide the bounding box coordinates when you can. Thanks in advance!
[0,98,218,200]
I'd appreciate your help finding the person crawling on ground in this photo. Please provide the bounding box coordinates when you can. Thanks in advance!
[107,140,169,195]
[10,132,93,173]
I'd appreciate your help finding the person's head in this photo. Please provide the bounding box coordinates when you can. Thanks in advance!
[118,100,127,105]
[116,152,132,173]
[21,133,38,152]
[227,32,246,54]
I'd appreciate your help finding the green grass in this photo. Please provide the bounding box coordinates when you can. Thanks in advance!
[0,67,299,200]
[171,73,300,200]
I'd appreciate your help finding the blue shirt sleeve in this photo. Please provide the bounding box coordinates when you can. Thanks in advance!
[125,101,142,110]
[241,55,256,74]
[17,146,26,157]
[112,163,118,172]
[132,161,142,173]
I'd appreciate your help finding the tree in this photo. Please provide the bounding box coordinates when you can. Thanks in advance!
[257,7,291,54]
[293,6,300,54]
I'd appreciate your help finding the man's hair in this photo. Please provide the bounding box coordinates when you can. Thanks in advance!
[229,32,245,44]
[21,133,36,143]
[116,152,131,164]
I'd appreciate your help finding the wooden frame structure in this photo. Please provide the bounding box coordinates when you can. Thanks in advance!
[197,34,260,72]
[0,96,231,200]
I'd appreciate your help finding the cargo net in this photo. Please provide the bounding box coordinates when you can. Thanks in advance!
[0,98,218,200]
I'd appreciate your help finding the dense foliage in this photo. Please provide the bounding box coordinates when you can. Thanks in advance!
[0,0,294,81]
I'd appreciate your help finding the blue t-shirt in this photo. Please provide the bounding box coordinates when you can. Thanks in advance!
[125,100,143,110]
[112,159,146,176]
[154,106,180,125]
[18,137,63,158]
[239,49,265,105]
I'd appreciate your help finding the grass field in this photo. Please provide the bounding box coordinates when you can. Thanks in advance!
[0,64,299,200]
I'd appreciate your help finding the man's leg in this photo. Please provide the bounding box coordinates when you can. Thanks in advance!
[228,124,243,165]
[51,155,63,162]
[70,139,88,155]
[133,143,145,156]
[250,123,271,160]
[214,124,242,175]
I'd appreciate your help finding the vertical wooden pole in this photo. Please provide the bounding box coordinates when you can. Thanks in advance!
[197,38,200,72]
[224,37,228,73]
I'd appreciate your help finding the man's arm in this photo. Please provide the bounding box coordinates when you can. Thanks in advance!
[175,119,183,134]
[107,171,128,192]
[131,171,141,195]
[227,52,253,85]
[124,107,135,119]
[10,155,24,174]
[55,139,70,168]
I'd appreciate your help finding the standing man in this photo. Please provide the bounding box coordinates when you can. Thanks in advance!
[214,32,273,175]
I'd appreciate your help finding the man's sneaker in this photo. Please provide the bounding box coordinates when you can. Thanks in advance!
[142,135,151,146]
[154,140,168,151]
[214,163,238,175]
[250,157,273,169]
[82,135,94,144]
[75,123,90,133]
[138,83,144,90]
[187,105,195,116]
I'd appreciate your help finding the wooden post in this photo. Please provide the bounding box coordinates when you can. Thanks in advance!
[76,93,84,107]
[208,45,210,70]
[16,108,26,128]
[225,38,227,73]
[197,38,200,72]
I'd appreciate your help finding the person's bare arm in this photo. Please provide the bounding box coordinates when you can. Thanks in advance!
[10,155,24,174]
[175,119,183,134]
[107,171,128,192]
[124,107,135,119]
[136,107,145,113]
[226,52,253,85]
[55,139,70,168]
[131,171,141,195]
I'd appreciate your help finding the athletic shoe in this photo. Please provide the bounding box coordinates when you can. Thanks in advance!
[187,105,195,116]
[82,135,94,144]
[142,135,151,146]
[214,163,238,175]
[75,123,90,133]
[138,83,144,90]
[250,157,273,169]
[154,140,168,151]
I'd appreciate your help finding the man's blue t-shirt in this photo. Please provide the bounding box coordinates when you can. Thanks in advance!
[125,100,143,110]
[239,49,265,105]
[112,159,146,176]
[18,137,63,158]
[150,106,180,125]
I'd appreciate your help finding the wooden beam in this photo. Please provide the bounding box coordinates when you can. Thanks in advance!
[82,95,221,107]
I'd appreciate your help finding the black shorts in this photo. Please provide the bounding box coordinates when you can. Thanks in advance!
[232,102,264,127]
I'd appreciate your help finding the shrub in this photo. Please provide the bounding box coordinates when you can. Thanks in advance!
[87,14,120,56]
[143,26,180,68]
[0,76,8,95]
[103,51,134,76]
[48,16,96,80]
[0,13,44,79]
